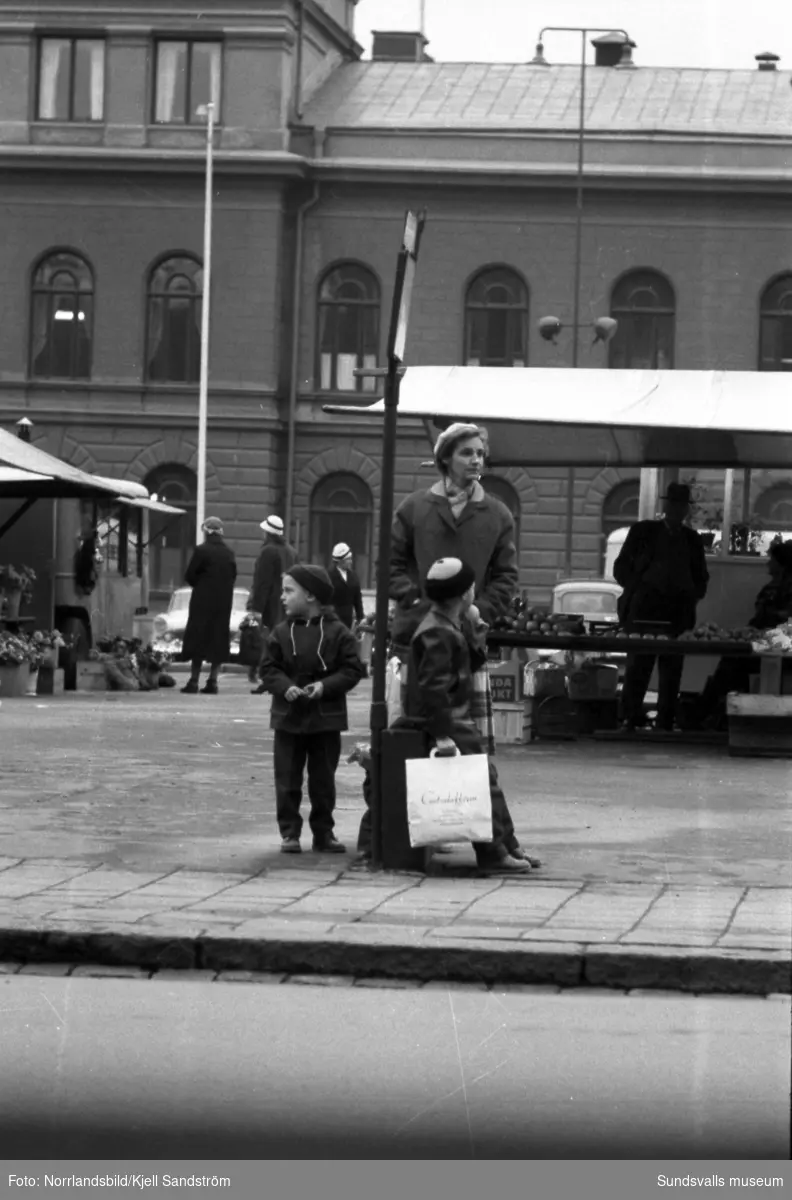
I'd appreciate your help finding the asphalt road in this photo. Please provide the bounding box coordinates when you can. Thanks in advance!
[0,974,789,1159]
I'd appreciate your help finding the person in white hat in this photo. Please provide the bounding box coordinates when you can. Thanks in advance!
[328,542,364,631]
[247,516,298,687]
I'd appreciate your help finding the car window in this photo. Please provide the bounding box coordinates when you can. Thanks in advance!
[558,591,618,614]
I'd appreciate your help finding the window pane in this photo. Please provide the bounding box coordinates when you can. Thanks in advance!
[73,41,104,121]
[155,43,187,123]
[38,39,70,120]
[191,43,222,121]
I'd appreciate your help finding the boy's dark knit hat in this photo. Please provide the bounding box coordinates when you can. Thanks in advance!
[423,557,476,601]
[285,563,334,605]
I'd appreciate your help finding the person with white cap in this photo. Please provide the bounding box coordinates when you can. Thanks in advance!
[180,516,237,695]
[328,542,364,631]
[398,557,539,874]
[248,515,298,687]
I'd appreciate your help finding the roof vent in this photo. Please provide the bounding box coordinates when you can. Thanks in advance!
[371,31,434,63]
[591,31,635,68]
[755,51,780,71]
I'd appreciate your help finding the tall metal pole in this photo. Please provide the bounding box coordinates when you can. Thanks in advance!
[196,101,215,544]
[564,30,587,576]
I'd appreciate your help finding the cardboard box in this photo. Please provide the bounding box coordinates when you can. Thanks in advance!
[489,659,523,703]
[567,663,619,701]
[727,694,792,758]
[75,661,107,692]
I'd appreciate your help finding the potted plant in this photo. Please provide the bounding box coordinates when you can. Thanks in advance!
[0,631,36,696]
[0,564,36,619]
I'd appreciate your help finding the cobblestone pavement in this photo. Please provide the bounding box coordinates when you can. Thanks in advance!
[0,675,790,992]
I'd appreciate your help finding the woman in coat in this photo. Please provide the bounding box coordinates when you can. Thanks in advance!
[355,422,539,868]
[180,516,237,695]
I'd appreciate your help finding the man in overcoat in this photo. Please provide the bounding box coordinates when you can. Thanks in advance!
[614,482,709,730]
[248,515,298,685]
[328,542,365,630]
[180,516,238,695]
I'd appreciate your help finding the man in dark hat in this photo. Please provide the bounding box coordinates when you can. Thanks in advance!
[614,482,709,730]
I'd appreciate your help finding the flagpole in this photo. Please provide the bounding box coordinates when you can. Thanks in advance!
[196,101,215,544]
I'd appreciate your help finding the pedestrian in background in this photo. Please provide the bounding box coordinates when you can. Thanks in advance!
[180,516,237,695]
[248,515,298,687]
[259,564,365,855]
[614,482,709,731]
[328,542,364,630]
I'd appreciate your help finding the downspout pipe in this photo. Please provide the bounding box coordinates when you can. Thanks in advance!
[284,181,320,546]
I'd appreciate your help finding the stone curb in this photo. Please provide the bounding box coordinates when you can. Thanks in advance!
[0,923,789,996]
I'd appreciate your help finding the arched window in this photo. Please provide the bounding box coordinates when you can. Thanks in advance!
[609,270,675,370]
[30,250,93,379]
[759,275,792,371]
[482,474,521,544]
[310,472,373,587]
[602,479,640,571]
[146,255,202,383]
[143,464,197,596]
[754,483,792,530]
[464,267,528,367]
[317,263,380,392]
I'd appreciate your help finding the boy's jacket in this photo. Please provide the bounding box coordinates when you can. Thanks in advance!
[260,609,365,733]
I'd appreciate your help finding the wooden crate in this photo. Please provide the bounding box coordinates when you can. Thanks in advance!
[727,694,792,758]
[492,701,529,745]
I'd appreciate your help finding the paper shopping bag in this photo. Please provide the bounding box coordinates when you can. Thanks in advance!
[405,751,493,848]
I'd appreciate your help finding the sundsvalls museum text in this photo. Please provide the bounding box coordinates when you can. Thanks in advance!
[657,1176,785,1189]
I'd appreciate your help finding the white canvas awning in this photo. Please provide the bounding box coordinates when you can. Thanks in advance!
[0,432,184,512]
[323,367,792,468]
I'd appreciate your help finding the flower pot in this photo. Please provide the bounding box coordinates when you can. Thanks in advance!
[25,667,39,696]
[40,649,58,670]
[0,663,29,697]
[4,590,21,619]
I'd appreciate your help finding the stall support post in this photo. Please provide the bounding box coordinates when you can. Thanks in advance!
[354,211,425,868]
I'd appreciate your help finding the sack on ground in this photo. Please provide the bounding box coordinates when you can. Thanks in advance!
[239,622,266,667]
[405,751,493,848]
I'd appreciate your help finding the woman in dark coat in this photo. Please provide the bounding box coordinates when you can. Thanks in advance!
[180,516,237,695]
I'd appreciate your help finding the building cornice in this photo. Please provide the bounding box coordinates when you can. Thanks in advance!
[0,145,309,179]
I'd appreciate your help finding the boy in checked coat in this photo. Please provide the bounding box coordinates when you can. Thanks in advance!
[259,564,365,855]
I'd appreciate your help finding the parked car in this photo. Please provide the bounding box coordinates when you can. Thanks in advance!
[551,578,622,627]
[152,586,251,661]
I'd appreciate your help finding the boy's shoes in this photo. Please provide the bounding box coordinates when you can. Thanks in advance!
[476,852,532,875]
[180,680,199,694]
[251,684,267,695]
[280,838,302,854]
[312,835,347,854]
[200,680,219,695]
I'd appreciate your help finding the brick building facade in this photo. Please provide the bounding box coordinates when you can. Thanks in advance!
[1,1,791,608]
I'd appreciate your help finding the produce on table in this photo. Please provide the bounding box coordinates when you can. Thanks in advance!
[751,621,792,654]
[491,599,586,636]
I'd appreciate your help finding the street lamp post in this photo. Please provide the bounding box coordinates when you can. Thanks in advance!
[195,102,215,543]
[532,28,630,575]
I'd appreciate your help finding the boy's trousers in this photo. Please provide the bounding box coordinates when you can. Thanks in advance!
[273,730,341,840]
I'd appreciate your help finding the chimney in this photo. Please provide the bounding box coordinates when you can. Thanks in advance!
[371,30,434,63]
[591,31,636,68]
[755,51,780,71]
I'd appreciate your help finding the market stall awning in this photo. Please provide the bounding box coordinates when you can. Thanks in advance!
[0,436,184,512]
[323,367,792,468]
[0,428,129,498]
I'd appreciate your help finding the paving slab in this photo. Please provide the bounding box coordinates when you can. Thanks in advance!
[0,677,790,993]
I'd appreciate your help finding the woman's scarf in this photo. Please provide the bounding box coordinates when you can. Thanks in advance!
[443,476,480,521]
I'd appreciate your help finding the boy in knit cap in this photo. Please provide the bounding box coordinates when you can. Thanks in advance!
[259,563,366,854]
[401,556,539,874]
